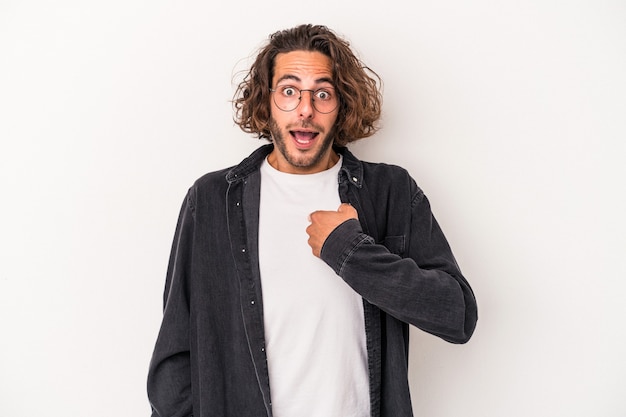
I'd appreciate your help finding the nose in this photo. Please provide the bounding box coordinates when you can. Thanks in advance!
[297,90,315,118]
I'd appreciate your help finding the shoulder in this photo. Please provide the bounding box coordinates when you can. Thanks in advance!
[189,144,273,193]
[192,166,233,191]
[340,146,425,198]
[358,158,424,200]
[341,146,414,182]
[361,159,410,178]
[171,167,232,216]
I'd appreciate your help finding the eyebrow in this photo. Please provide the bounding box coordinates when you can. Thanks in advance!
[274,74,334,86]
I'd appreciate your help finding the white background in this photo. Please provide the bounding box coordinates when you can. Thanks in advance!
[1,1,625,416]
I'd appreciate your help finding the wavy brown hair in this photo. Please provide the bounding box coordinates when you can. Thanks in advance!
[233,24,382,146]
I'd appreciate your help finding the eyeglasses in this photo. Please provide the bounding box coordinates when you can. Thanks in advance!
[269,85,339,114]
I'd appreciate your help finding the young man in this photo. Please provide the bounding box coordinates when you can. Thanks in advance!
[148,24,477,417]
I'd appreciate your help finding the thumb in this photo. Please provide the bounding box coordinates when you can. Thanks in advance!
[337,203,358,218]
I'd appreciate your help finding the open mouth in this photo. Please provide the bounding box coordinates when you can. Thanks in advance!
[290,130,318,146]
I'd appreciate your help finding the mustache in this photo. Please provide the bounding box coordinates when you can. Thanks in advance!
[287,121,324,131]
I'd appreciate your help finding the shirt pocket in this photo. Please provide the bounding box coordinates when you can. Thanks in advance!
[381,235,406,257]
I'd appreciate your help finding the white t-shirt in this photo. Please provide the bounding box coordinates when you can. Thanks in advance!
[258,155,370,417]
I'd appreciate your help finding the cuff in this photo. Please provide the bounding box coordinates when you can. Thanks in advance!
[320,218,374,275]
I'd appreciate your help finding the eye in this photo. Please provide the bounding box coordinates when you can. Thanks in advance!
[315,89,333,101]
[281,86,298,97]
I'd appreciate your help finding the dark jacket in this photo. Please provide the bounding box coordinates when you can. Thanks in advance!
[147,144,477,417]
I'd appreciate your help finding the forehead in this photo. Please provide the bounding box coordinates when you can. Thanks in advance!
[273,50,334,85]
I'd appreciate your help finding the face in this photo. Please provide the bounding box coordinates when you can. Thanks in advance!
[267,50,339,174]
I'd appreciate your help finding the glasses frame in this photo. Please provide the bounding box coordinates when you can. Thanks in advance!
[269,85,339,114]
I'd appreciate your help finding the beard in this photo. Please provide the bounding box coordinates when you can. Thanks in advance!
[268,117,336,170]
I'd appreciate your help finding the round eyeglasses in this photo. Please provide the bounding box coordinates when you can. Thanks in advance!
[269,85,339,114]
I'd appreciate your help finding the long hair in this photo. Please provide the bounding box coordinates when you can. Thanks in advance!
[233,24,382,146]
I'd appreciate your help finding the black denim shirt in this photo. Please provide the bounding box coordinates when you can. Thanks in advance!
[148,144,477,417]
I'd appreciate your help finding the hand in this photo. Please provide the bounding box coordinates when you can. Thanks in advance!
[306,203,358,257]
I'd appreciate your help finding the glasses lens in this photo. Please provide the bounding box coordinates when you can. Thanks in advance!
[312,88,337,113]
[273,86,299,111]
[272,86,338,113]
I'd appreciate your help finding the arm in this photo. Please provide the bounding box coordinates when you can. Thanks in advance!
[147,190,195,417]
[308,191,477,344]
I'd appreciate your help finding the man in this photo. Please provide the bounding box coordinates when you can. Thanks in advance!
[148,24,477,417]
